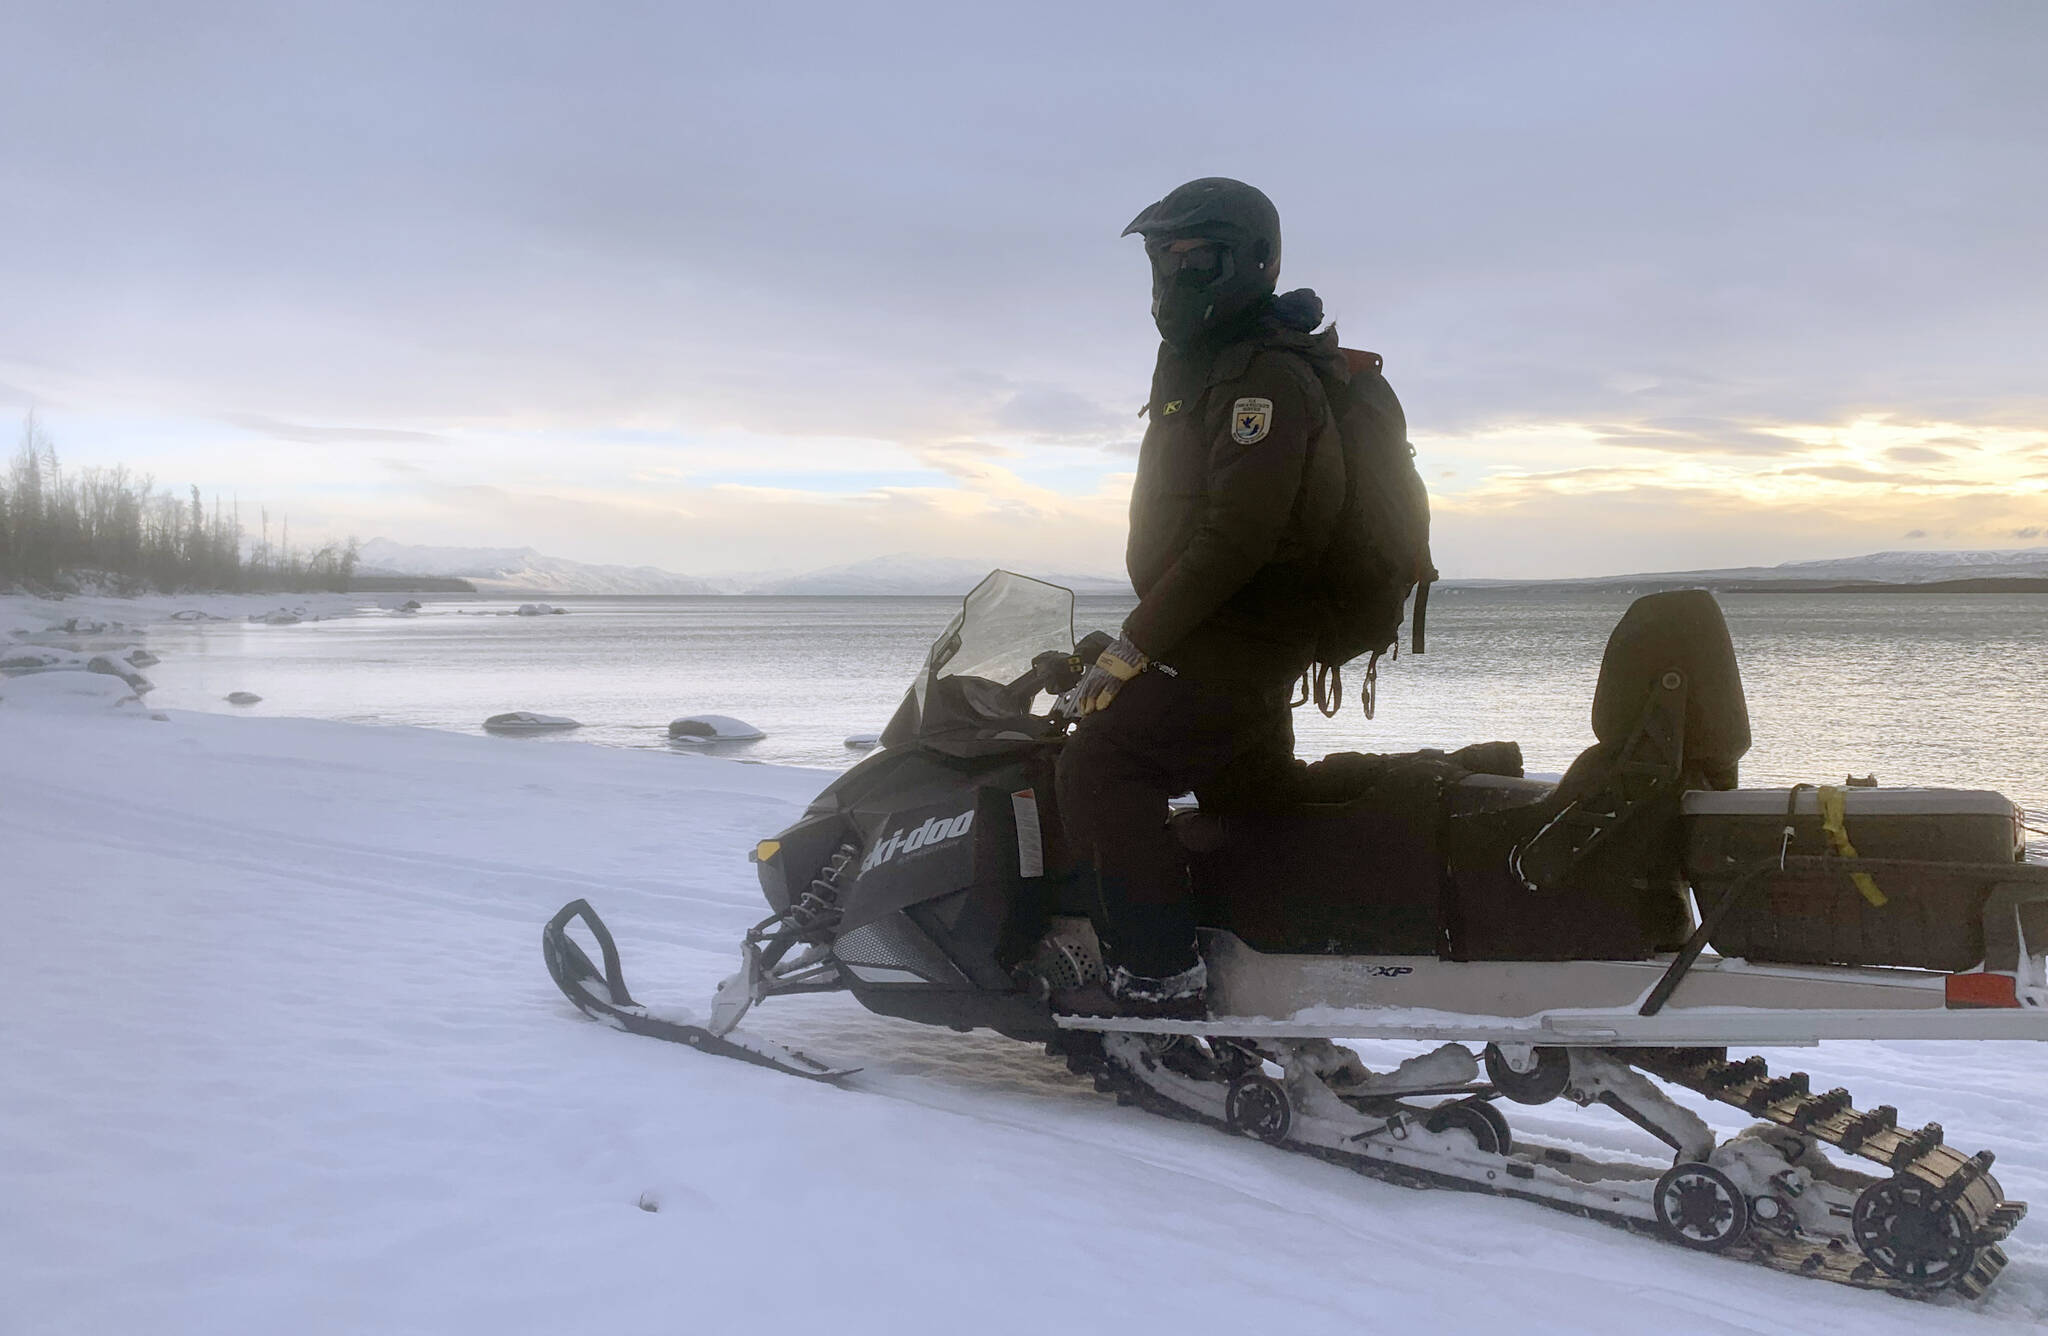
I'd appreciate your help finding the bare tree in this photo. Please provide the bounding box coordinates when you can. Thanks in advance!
[0,414,344,594]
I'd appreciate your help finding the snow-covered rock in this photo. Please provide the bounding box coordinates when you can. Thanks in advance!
[225,691,263,705]
[667,714,765,743]
[86,654,153,693]
[484,711,580,732]
[0,667,145,711]
[4,593,364,648]
[843,732,882,750]
[125,649,161,668]
[514,602,566,617]
[0,648,77,673]
[248,609,303,626]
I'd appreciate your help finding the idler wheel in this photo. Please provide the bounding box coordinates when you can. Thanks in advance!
[1654,1163,1750,1251]
[1852,1177,1979,1289]
[1424,1098,1511,1155]
[1483,1044,1571,1105]
[1224,1075,1292,1144]
[1468,1099,1513,1155]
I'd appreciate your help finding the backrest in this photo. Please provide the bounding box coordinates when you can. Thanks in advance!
[1591,589,1751,780]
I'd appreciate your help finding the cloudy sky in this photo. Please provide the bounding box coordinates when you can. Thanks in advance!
[4,2,2045,578]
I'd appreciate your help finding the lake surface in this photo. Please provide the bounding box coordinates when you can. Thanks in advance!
[139,588,2048,832]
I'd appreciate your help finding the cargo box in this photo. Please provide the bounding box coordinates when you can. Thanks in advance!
[1682,787,2025,970]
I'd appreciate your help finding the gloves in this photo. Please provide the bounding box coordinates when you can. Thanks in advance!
[1075,636,1149,715]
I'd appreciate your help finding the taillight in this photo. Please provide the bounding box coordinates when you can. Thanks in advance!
[1946,972,2021,1009]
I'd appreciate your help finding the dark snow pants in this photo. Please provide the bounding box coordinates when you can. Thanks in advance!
[1054,666,1298,979]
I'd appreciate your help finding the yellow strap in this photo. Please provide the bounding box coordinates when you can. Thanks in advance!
[1817,785,1888,908]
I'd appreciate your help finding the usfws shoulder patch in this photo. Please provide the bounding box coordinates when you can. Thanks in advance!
[1230,397,1273,444]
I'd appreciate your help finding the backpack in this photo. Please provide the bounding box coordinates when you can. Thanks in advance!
[1303,348,1436,718]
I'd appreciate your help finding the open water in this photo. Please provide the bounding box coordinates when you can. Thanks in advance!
[138,588,2048,827]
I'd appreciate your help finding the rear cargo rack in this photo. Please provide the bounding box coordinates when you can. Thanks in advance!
[1642,856,2048,1017]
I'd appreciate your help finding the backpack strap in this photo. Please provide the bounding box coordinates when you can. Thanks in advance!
[1411,574,1431,655]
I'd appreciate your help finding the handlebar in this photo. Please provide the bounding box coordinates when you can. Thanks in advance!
[998,630,1117,716]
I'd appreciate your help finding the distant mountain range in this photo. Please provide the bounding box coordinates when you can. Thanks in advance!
[355,540,722,594]
[730,554,1132,596]
[1454,547,2048,591]
[357,538,2048,597]
[355,540,1131,596]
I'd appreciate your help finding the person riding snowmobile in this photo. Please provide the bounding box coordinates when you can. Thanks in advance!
[1054,177,1352,1018]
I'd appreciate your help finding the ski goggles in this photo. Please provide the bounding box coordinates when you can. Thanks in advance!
[1146,237,1231,280]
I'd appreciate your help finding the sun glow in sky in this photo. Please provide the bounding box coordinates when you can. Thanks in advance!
[4,3,2045,580]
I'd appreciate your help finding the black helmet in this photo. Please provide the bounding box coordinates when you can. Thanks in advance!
[1123,178,1282,346]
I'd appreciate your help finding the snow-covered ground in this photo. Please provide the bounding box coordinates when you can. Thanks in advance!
[4,685,2047,1333]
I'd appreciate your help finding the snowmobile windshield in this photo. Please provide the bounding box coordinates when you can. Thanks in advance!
[922,569,1074,701]
[879,570,1075,757]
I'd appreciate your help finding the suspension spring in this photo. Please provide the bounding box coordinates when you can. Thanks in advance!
[787,843,858,936]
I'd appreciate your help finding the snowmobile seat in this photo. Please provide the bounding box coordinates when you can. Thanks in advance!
[1187,593,1756,963]
[1170,742,1528,856]
[1182,746,1538,956]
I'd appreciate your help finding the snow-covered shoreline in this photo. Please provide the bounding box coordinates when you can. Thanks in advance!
[4,694,2046,1333]
[1,589,373,643]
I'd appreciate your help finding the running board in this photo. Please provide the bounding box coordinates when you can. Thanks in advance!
[1053,1009,2048,1044]
[1061,932,2045,1045]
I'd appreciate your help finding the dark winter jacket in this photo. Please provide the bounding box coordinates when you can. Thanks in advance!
[1122,290,1346,683]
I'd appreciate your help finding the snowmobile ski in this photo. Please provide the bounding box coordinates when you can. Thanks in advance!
[542,899,856,1082]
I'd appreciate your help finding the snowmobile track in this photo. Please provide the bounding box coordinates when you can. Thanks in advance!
[1054,1034,2022,1301]
[1636,1047,2022,1295]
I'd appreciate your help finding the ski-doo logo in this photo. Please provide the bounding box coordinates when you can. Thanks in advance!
[860,809,975,874]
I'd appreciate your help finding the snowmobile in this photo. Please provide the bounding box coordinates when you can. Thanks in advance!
[543,571,2047,1300]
